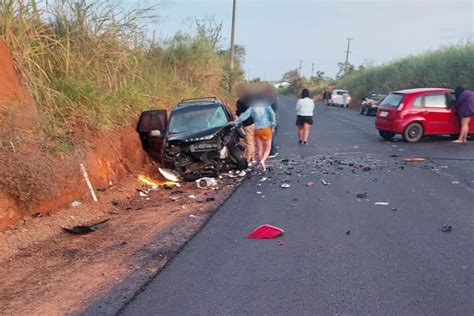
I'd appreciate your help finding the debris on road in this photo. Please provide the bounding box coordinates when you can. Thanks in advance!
[247,224,284,239]
[321,179,330,186]
[195,177,217,188]
[441,224,453,232]
[346,231,351,235]
[71,201,82,207]
[111,199,120,206]
[158,168,180,182]
[306,181,314,187]
[391,208,399,212]
[63,219,110,235]
[280,183,291,189]
[188,195,196,199]
[374,202,390,206]
[451,181,460,185]
[189,214,198,218]
[356,192,368,199]
[404,157,426,163]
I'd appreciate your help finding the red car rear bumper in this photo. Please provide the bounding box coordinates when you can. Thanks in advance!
[375,118,406,134]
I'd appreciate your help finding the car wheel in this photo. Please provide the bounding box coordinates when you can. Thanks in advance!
[450,134,460,140]
[379,130,395,141]
[403,122,424,143]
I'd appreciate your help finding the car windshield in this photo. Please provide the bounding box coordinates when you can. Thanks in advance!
[380,93,404,107]
[168,105,228,134]
[336,91,348,95]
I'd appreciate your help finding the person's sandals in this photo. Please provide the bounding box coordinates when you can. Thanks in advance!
[452,139,466,143]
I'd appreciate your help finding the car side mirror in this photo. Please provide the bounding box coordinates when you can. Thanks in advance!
[150,130,162,137]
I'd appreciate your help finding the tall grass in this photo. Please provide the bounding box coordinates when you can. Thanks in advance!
[337,43,474,101]
[0,0,241,152]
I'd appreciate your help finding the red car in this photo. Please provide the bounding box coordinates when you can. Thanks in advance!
[375,88,474,142]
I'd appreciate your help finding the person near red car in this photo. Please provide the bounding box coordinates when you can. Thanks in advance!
[452,87,474,143]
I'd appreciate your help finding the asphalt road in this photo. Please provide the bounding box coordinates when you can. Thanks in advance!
[121,96,474,315]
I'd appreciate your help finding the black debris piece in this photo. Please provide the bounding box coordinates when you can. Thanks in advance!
[111,199,120,206]
[63,219,110,235]
[346,231,351,235]
[391,208,399,212]
[32,212,42,218]
[441,224,453,233]
[97,188,107,193]
[356,192,368,199]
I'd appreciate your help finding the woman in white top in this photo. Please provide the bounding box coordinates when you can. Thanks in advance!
[295,89,315,145]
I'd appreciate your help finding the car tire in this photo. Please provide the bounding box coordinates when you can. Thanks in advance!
[403,122,424,143]
[228,145,248,170]
[379,130,395,141]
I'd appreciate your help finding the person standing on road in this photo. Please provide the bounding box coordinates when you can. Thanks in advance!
[235,86,256,165]
[295,89,315,145]
[267,85,279,159]
[234,92,276,171]
[323,90,331,105]
[452,87,474,143]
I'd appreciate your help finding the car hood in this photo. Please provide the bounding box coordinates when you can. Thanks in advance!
[167,125,225,144]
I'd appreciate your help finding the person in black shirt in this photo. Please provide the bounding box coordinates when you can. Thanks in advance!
[236,89,256,164]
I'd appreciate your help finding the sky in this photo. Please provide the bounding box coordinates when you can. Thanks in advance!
[129,0,473,80]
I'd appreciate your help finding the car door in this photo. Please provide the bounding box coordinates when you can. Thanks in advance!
[422,93,456,135]
[136,110,168,162]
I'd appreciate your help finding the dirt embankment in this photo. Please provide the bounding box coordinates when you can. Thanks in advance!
[0,37,147,230]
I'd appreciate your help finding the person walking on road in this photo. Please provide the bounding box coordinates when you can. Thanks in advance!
[452,86,474,143]
[235,87,256,165]
[295,89,315,145]
[234,92,276,171]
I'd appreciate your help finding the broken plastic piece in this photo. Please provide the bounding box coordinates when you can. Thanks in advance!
[247,224,284,239]
[374,202,390,206]
[63,219,110,235]
[71,201,82,207]
[306,181,314,187]
[321,179,330,186]
[158,168,180,182]
[404,157,426,163]
[280,183,291,188]
[356,192,367,198]
[441,224,453,232]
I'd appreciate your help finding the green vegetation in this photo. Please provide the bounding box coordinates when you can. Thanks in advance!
[278,69,334,98]
[337,43,474,101]
[0,0,244,152]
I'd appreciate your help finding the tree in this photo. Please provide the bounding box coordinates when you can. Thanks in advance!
[336,62,355,78]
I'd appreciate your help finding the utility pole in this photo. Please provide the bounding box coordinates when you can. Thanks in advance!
[298,60,303,76]
[344,37,353,75]
[230,0,237,71]
[311,63,315,78]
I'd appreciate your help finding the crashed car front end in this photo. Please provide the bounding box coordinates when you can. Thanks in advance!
[163,126,238,180]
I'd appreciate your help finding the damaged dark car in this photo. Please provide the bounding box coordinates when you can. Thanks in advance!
[137,97,248,181]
